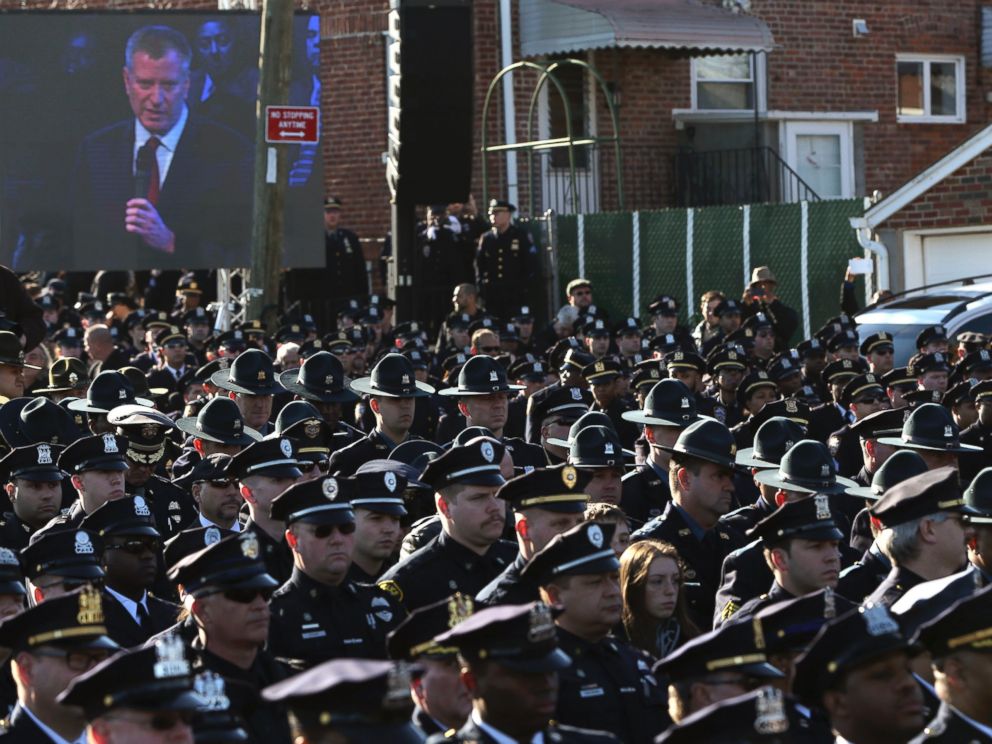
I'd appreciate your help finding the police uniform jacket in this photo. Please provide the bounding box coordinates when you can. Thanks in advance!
[505,394,528,440]
[268,567,403,668]
[132,475,198,541]
[102,590,180,649]
[554,627,668,743]
[413,706,447,740]
[33,500,87,539]
[524,380,567,444]
[835,542,892,603]
[428,717,620,743]
[632,502,745,631]
[242,520,294,586]
[190,642,292,744]
[908,701,992,744]
[474,552,539,607]
[806,403,849,447]
[864,564,927,609]
[720,581,794,627]
[828,423,863,479]
[592,398,640,451]
[328,429,401,477]
[959,422,992,486]
[719,495,776,536]
[0,704,67,743]
[0,512,33,552]
[620,463,671,527]
[713,538,774,627]
[377,529,517,612]
[474,225,538,320]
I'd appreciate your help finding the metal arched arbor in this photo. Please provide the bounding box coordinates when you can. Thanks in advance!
[481,58,624,216]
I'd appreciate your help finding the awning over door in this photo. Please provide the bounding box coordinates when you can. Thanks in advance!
[519,0,775,58]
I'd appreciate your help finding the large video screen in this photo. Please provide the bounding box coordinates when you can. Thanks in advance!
[0,11,324,271]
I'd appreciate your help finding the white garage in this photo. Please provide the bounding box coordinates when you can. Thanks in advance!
[904,228,992,287]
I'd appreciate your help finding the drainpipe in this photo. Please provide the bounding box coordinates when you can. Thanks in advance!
[849,215,890,296]
[499,0,519,209]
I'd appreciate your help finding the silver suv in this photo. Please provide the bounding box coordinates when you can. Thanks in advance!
[854,278,992,366]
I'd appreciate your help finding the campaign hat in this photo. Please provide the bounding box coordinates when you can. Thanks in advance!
[34,357,89,394]
[0,587,117,653]
[497,464,590,514]
[660,418,739,470]
[869,467,979,527]
[58,634,202,719]
[754,440,856,495]
[176,397,262,446]
[0,397,80,448]
[21,529,104,581]
[0,331,38,369]
[387,593,474,661]
[546,411,621,450]
[211,349,284,395]
[877,402,981,453]
[735,417,806,469]
[846,449,928,501]
[351,354,435,398]
[521,521,618,585]
[277,351,358,403]
[67,371,154,413]
[568,425,624,469]
[964,467,992,524]
[438,354,524,397]
[420,436,505,489]
[623,378,703,428]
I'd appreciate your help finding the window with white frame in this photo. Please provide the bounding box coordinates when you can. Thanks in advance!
[896,55,965,123]
[691,53,764,110]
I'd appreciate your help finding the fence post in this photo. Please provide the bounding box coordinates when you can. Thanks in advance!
[800,200,811,339]
[742,204,751,287]
[685,208,695,325]
[632,211,640,316]
[577,214,586,278]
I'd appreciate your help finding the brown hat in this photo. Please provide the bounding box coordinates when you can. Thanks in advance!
[751,266,778,285]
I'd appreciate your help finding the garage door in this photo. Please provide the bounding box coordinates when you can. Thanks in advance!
[910,231,992,286]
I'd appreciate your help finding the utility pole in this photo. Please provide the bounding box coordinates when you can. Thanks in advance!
[247,0,295,324]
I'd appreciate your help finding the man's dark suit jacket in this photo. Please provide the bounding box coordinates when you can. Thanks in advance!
[71,114,251,270]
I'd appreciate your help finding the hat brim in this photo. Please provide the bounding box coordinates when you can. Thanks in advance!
[350,502,408,517]
[437,384,526,397]
[498,647,572,673]
[67,396,155,414]
[75,458,129,473]
[41,564,105,581]
[276,370,359,403]
[658,444,739,471]
[622,410,701,428]
[556,553,621,577]
[738,661,785,679]
[349,378,434,398]
[48,633,120,652]
[35,383,89,394]
[210,371,285,396]
[174,418,262,446]
[0,580,24,596]
[733,448,777,469]
[875,436,983,453]
[105,524,161,539]
[845,485,882,501]
[242,464,302,480]
[753,470,858,494]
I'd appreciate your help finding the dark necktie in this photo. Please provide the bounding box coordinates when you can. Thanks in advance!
[136,601,150,631]
[140,137,161,205]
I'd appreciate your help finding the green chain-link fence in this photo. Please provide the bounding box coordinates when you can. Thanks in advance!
[546,199,866,344]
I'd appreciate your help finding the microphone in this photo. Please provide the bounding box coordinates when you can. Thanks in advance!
[134,143,154,200]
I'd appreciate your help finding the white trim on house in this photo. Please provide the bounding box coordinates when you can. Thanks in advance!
[895,54,966,124]
[689,53,767,112]
[672,109,878,124]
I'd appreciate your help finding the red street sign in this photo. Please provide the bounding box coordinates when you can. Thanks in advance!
[265,106,320,144]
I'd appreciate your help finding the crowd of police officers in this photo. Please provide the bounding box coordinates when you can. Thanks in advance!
[0,199,991,743]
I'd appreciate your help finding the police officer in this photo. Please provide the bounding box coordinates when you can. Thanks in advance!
[583,358,639,451]
[829,373,888,478]
[0,444,65,551]
[386,593,475,738]
[525,345,594,445]
[174,396,262,472]
[267,474,403,667]
[521,522,668,741]
[66,371,154,435]
[0,588,118,742]
[168,531,292,742]
[21,528,105,605]
[348,464,409,582]
[959,380,992,484]
[621,379,705,526]
[806,358,866,445]
[530,384,592,465]
[474,200,539,321]
[176,453,242,531]
[377,437,516,612]
[226,436,303,585]
[476,464,591,607]
[632,419,747,629]
[277,350,362,443]
[211,348,284,436]
[331,354,435,476]
[79,496,179,647]
[33,357,90,403]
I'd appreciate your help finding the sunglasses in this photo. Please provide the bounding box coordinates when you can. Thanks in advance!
[221,587,274,604]
[304,460,331,473]
[33,648,111,672]
[311,522,356,538]
[106,539,161,555]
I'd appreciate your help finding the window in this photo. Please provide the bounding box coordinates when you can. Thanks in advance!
[896,55,965,123]
[547,62,589,168]
[691,54,763,110]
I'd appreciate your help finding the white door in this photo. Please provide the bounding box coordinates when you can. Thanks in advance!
[906,230,992,287]
[781,121,854,201]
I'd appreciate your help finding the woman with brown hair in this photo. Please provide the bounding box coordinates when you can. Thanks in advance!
[620,538,699,659]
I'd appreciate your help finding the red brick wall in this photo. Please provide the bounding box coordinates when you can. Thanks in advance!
[881,150,992,231]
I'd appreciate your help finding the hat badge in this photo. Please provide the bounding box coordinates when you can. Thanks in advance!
[324,374,335,385]
[384,471,397,492]
[527,603,556,643]
[944,425,953,438]
[279,438,293,458]
[785,399,798,414]
[401,374,410,385]
[570,388,583,401]
[861,602,899,637]
[480,441,495,463]
[0,547,16,566]
[594,362,604,372]
[304,420,321,439]
[561,465,578,489]
[118,388,127,400]
[133,495,151,517]
[194,671,231,711]
[102,433,118,453]
[588,523,604,548]
[36,443,52,465]
[68,372,79,386]
[76,586,104,625]
[680,396,690,409]
[257,370,267,381]
[820,464,830,477]
[240,533,260,559]
[74,530,94,555]
[754,686,789,735]
[489,370,499,382]
[447,593,474,629]
[153,635,190,679]
[204,527,222,545]
[814,494,831,521]
[603,442,614,455]
[322,477,339,499]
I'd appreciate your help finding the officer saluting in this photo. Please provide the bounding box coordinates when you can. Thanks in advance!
[429,602,619,743]
[267,475,404,668]
[378,437,517,612]
[474,200,539,320]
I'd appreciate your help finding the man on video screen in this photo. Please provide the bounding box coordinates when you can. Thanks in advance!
[71,24,251,269]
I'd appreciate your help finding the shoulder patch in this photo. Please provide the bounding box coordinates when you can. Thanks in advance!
[377,580,404,602]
